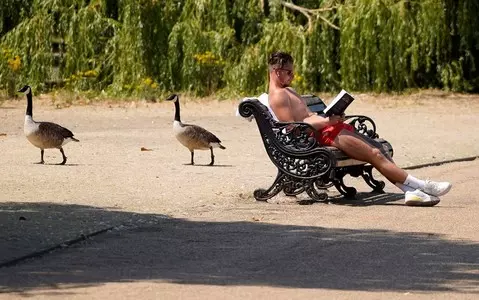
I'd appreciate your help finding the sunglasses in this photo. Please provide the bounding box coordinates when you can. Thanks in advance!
[277,68,294,76]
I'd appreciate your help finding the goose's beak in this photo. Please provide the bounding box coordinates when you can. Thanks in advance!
[17,85,30,93]
[166,94,177,101]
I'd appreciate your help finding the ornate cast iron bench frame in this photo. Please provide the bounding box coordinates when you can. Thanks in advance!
[238,96,394,202]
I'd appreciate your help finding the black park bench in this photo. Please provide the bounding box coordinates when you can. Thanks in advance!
[238,95,394,202]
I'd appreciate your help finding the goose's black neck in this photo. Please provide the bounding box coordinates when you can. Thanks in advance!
[174,99,181,122]
[25,92,33,116]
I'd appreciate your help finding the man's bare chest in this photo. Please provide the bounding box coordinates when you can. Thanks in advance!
[289,96,309,119]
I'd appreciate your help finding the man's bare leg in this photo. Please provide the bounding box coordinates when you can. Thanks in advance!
[331,129,407,184]
[355,133,393,162]
[351,133,414,191]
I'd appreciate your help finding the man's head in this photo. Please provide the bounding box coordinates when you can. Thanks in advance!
[268,51,294,88]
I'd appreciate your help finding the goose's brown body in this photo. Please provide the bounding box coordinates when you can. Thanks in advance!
[25,117,78,149]
[173,121,224,151]
[167,94,225,165]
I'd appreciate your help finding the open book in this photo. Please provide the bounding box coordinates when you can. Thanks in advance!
[322,89,355,116]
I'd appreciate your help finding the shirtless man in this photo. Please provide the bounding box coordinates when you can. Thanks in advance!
[267,51,452,206]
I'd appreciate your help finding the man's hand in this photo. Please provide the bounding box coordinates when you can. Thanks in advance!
[328,114,346,125]
[303,114,330,130]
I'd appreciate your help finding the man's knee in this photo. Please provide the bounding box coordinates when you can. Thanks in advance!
[370,147,385,160]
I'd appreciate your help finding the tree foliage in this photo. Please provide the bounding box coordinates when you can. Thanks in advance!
[1,0,478,98]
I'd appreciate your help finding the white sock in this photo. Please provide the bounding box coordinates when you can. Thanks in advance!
[403,175,426,190]
[395,183,416,193]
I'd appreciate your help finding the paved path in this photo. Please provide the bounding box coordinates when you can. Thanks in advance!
[1,96,478,299]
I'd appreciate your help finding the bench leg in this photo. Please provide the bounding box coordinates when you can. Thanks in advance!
[284,181,306,196]
[333,168,358,198]
[284,178,331,199]
[254,171,329,202]
[361,165,386,193]
[333,165,386,198]
[305,180,329,202]
[254,171,286,201]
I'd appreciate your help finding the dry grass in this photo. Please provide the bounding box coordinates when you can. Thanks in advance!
[2,88,479,111]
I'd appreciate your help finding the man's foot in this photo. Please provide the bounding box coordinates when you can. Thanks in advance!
[421,180,452,197]
[405,189,440,207]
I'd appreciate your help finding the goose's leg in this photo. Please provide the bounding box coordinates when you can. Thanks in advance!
[190,150,195,165]
[58,148,67,165]
[35,149,45,164]
[209,147,215,166]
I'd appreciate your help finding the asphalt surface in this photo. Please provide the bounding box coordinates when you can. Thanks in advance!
[1,95,478,299]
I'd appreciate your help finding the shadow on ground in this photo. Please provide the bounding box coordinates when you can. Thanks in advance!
[0,202,168,266]
[0,202,478,294]
[291,191,404,206]
[329,191,405,206]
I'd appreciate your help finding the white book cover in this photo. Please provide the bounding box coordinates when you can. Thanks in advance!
[323,89,355,116]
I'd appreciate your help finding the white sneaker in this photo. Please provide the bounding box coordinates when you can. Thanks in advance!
[421,180,452,197]
[405,189,440,207]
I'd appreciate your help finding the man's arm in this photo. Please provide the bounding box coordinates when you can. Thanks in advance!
[304,114,332,131]
[303,103,345,130]
[296,91,344,130]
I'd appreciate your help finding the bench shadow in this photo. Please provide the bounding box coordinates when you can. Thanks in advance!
[0,202,478,295]
[329,191,405,206]
[289,191,404,206]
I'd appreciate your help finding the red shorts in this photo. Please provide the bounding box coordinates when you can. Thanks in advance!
[316,123,354,146]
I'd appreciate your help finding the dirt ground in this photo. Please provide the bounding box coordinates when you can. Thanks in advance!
[0,91,479,299]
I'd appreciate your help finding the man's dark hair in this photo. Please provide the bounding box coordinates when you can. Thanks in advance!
[268,51,293,69]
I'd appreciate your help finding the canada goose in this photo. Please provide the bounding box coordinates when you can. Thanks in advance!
[166,94,225,165]
[18,85,79,165]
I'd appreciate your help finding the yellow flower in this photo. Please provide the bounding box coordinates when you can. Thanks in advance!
[143,77,153,86]
[193,52,222,66]
[83,70,98,77]
[7,55,21,72]
[292,73,304,85]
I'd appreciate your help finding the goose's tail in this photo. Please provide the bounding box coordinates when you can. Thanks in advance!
[71,137,80,142]
[219,144,226,150]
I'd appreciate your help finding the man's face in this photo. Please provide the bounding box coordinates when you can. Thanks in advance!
[274,62,294,87]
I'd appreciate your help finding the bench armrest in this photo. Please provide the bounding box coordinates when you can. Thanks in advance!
[344,115,379,139]
[273,121,321,152]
